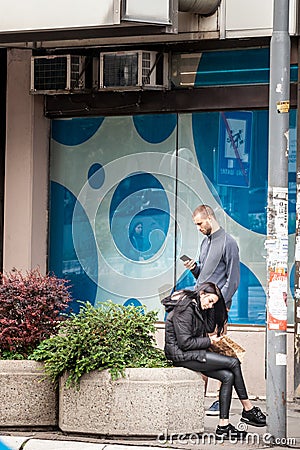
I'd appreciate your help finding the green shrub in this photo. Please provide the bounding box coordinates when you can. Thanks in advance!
[31,301,171,387]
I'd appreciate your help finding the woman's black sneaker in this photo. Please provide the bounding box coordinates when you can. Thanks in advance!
[241,406,266,427]
[216,423,247,440]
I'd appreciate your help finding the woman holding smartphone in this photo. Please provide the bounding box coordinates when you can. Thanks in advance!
[162,282,266,440]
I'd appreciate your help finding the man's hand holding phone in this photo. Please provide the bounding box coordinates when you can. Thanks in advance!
[180,254,196,270]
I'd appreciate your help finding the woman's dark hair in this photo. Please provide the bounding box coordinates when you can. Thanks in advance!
[196,282,228,336]
[129,221,143,237]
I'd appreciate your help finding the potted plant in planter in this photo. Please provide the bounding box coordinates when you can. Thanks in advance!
[31,301,205,436]
[0,268,72,427]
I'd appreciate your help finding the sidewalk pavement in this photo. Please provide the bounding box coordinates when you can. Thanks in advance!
[0,398,300,450]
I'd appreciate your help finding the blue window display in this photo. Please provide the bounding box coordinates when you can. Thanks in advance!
[192,110,297,236]
[133,114,177,144]
[109,172,170,262]
[0,441,12,450]
[50,115,177,318]
[52,117,104,146]
[48,182,98,313]
[192,111,269,234]
[49,109,296,325]
[129,222,146,256]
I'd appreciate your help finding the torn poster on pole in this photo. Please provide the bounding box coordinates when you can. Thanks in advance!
[268,271,288,330]
[266,187,288,331]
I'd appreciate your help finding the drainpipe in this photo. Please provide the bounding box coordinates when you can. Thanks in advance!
[178,0,221,15]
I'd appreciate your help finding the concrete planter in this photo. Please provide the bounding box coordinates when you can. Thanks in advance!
[0,360,58,427]
[59,367,204,437]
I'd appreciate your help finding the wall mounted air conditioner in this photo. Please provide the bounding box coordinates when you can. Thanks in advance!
[99,50,169,90]
[30,55,87,94]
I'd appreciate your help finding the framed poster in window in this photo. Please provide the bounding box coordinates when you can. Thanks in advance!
[218,111,253,188]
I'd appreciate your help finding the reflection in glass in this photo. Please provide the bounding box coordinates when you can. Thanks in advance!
[109,172,170,262]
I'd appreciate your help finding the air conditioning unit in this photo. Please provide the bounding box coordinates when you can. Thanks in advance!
[99,51,169,90]
[30,55,87,94]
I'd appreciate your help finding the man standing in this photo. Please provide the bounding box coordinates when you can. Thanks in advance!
[183,204,240,415]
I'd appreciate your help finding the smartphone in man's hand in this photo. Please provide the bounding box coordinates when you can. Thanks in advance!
[180,254,192,262]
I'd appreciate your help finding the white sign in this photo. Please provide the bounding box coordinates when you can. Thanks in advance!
[276,353,287,366]
[0,0,120,32]
[123,0,171,24]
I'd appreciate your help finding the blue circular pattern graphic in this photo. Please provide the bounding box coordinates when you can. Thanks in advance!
[192,111,269,235]
[52,118,104,146]
[124,298,144,314]
[123,298,142,308]
[49,182,98,312]
[230,263,266,325]
[88,163,105,189]
[133,114,177,144]
[109,172,170,261]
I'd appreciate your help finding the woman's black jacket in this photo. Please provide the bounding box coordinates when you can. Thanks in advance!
[162,290,216,363]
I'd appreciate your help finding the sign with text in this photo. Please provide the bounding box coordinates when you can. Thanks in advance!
[218,111,252,188]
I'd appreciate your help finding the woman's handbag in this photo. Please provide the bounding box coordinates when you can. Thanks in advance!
[210,335,246,362]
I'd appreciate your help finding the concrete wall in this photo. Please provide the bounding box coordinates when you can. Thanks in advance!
[59,367,205,436]
[4,49,50,274]
[0,360,57,426]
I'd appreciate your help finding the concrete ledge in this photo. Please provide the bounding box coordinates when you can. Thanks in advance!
[59,367,204,436]
[0,360,57,427]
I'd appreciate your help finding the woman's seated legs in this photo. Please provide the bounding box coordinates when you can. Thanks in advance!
[174,359,236,419]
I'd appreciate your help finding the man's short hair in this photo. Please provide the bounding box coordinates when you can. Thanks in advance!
[192,204,216,219]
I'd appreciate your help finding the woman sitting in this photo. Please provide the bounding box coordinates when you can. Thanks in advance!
[162,281,266,440]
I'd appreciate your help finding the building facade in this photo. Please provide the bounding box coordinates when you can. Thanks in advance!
[0,0,298,398]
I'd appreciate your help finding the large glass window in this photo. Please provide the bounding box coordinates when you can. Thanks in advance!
[49,115,177,319]
[175,110,296,325]
[49,110,296,325]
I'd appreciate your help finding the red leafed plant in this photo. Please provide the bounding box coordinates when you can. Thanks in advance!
[0,268,72,359]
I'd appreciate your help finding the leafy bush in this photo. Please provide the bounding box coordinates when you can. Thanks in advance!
[31,301,171,387]
[0,268,72,358]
